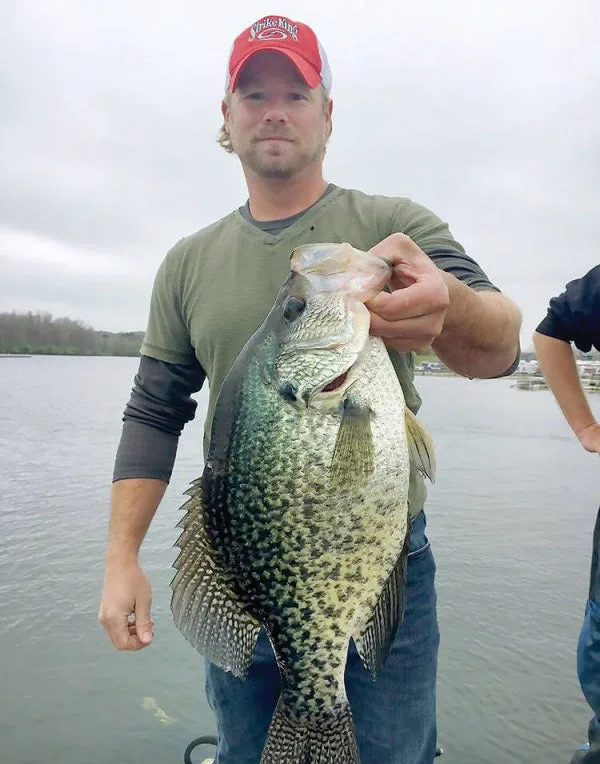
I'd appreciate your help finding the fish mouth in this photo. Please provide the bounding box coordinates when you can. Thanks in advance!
[276,363,355,408]
[314,333,374,398]
[320,369,351,393]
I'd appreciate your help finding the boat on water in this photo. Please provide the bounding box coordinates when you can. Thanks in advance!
[183,735,216,764]
[514,375,600,392]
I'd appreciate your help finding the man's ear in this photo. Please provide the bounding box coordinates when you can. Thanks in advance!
[221,96,230,123]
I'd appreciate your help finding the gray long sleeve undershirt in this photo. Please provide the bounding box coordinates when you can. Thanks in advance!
[112,357,205,483]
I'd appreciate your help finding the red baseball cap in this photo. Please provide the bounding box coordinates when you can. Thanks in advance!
[225,15,332,94]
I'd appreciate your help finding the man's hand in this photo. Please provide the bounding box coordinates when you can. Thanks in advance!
[366,233,450,353]
[578,423,600,454]
[99,560,154,651]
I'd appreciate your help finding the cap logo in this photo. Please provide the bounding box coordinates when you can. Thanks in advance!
[257,28,288,40]
[249,17,299,42]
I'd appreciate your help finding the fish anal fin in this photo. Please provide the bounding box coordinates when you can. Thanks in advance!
[170,476,261,678]
[353,528,410,679]
[405,407,436,484]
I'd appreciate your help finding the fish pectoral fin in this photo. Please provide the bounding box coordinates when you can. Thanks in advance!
[353,527,411,679]
[170,477,261,678]
[330,399,374,485]
[405,407,436,484]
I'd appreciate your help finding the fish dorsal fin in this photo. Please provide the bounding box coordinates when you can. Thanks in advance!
[404,408,436,484]
[353,529,410,677]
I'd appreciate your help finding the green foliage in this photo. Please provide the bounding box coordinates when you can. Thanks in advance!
[0,311,144,357]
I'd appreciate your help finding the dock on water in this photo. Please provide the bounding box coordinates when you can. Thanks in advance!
[515,377,548,391]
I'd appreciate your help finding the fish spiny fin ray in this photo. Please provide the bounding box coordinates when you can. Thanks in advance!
[353,531,410,678]
[260,699,359,764]
[170,476,261,678]
[404,407,436,483]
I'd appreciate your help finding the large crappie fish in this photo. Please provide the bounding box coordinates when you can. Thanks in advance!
[170,242,436,764]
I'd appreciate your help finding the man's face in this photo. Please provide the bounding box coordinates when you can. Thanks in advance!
[222,51,332,180]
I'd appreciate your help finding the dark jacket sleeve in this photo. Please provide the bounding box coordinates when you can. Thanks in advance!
[425,246,520,377]
[536,265,600,352]
[112,355,206,483]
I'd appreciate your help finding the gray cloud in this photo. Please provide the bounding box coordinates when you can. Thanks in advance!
[1,0,599,342]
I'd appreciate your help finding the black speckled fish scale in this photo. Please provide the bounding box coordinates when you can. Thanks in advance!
[209,338,410,718]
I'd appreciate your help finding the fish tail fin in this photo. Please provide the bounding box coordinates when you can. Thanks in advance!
[260,700,359,764]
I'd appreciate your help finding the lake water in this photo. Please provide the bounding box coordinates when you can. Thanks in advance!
[1,355,599,764]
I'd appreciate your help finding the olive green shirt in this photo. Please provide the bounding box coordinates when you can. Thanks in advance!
[140,186,498,514]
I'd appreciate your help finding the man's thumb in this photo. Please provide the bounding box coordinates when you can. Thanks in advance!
[135,599,154,644]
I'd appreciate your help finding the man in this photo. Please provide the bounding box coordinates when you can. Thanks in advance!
[99,15,521,763]
[533,266,600,764]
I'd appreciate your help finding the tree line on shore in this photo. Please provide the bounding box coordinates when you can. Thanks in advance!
[2,310,596,362]
[0,311,144,356]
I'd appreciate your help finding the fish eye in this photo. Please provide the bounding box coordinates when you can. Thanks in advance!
[283,296,306,322]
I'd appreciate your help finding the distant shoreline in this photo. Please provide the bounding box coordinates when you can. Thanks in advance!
[0,311,144,357]
[0,351,140,358]
[414,370,458,378]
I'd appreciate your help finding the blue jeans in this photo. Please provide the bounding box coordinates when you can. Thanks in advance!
[205,510,440,764]
[572,508,600,763]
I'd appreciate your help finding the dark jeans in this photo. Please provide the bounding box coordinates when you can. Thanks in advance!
[571,508,600,763]
[205,510,440,763]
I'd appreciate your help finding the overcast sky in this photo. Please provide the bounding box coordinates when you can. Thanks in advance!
[1,1,598,347]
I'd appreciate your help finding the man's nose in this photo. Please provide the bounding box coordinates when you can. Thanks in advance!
[263,107,289,124]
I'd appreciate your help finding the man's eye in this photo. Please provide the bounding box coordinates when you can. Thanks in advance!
[247,92,265,101]
[289,92,307,101]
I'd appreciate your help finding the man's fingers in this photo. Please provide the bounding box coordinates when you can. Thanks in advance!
[369,313,440,340]
[134,597,154,645]
[98,564,154,651]
[118,633,147,651]
[367,286,444,321]
[383,338,434,353]
[101,613,144,651]
[112,616,153,650]
[369,232,424,267]
[99,606,153,650]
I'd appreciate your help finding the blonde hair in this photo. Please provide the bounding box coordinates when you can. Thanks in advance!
[217,86,332,155]
[218,92,234,153]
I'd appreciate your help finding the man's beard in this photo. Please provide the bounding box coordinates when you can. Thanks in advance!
[234,135,326,179]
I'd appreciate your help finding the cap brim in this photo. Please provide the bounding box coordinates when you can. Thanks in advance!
[229,47,322,92]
